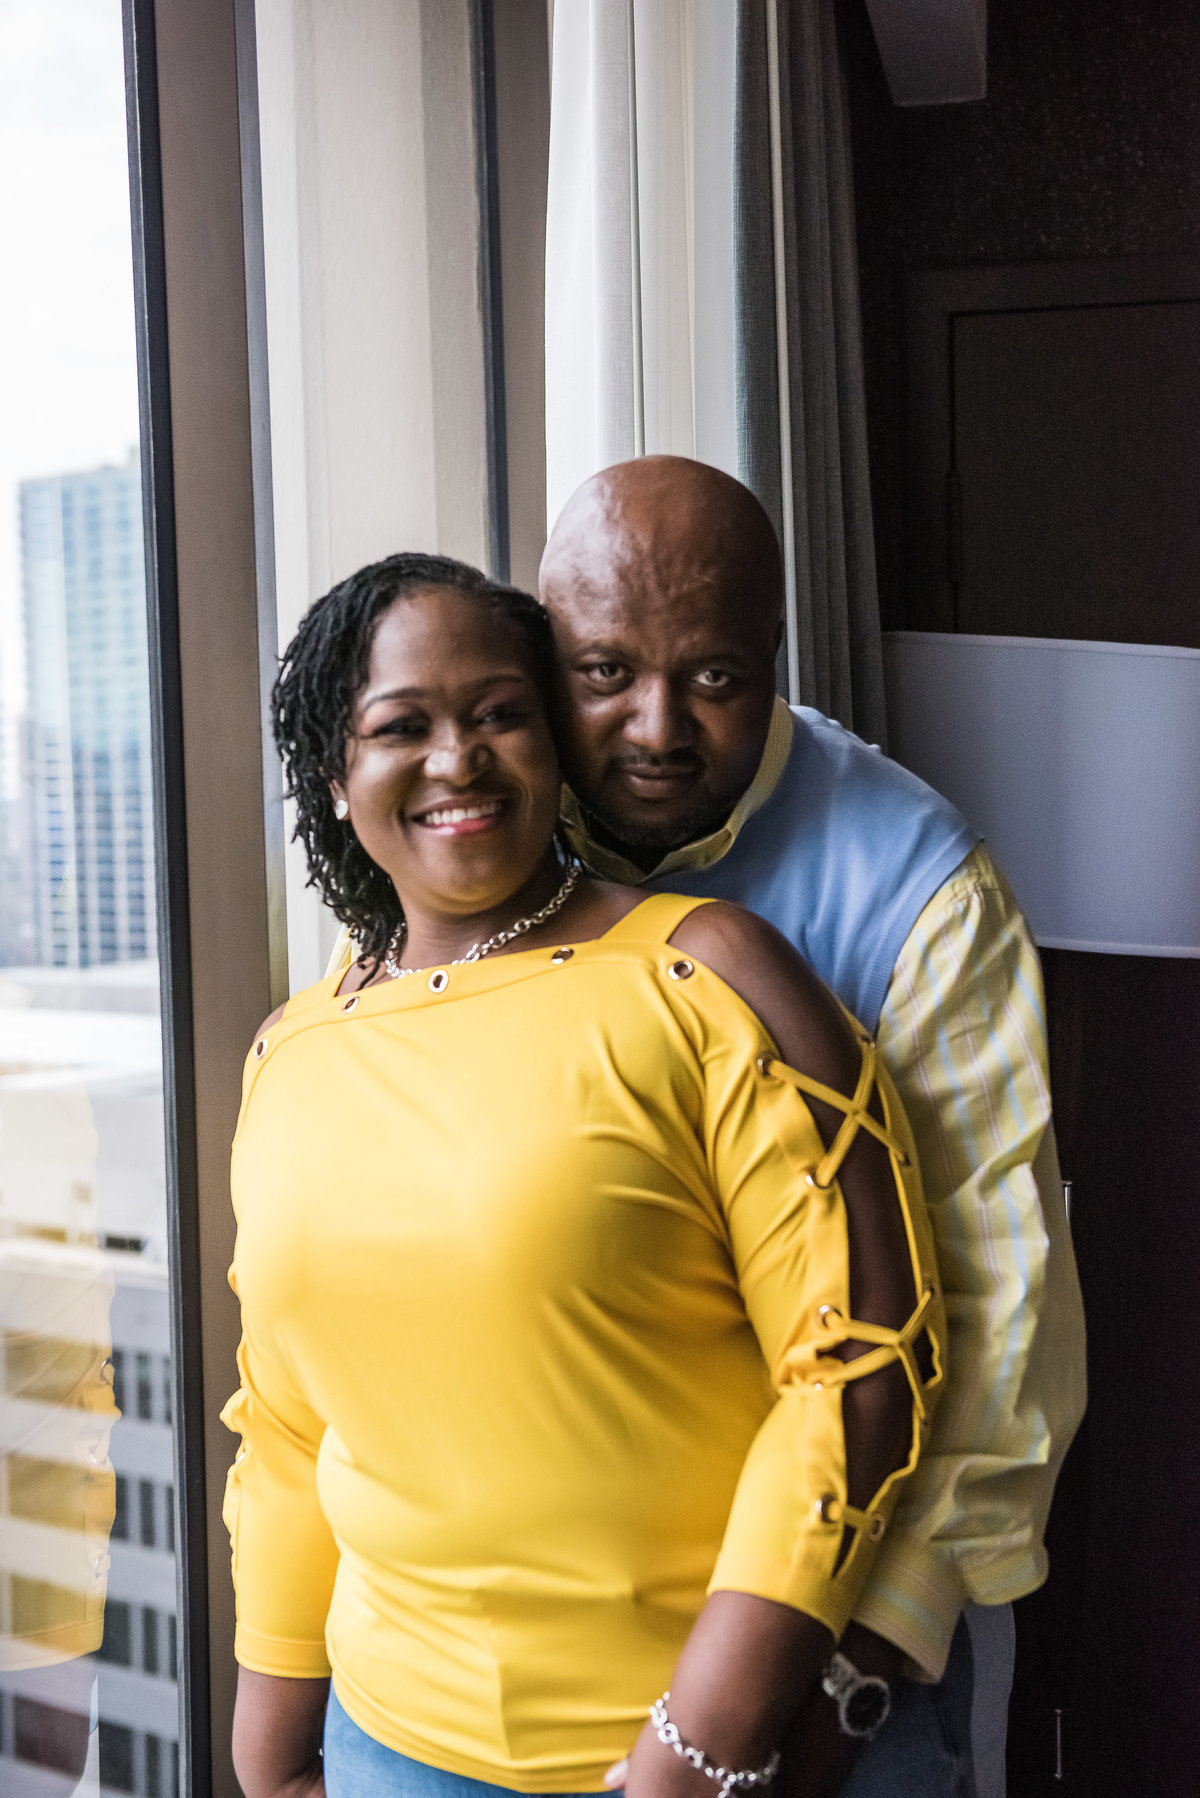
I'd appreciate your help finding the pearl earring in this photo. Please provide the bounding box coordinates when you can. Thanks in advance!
[334,799,350,821]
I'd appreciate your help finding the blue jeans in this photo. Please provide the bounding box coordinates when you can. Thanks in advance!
[323,1686,600,1798]
[836,1604,1014,1798]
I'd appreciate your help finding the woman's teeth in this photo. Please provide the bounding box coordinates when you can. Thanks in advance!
[419,801,504,827]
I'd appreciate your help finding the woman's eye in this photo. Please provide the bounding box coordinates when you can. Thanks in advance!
[476,703,528,727]
[372,715,426,739]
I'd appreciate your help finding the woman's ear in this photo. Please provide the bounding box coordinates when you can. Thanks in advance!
[330,781,350,822]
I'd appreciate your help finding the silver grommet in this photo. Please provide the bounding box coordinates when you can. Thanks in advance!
[804,1172,829,1191]
[254,1037,267,1059]
[815,1493,840,1524]
[428,970,449,994]
[756,1054,774,1077]
[667,959,694,981]
[812,1380,824,1391]
[342,994,359,1013]
[551,946,574,964]
[818,1304,842,1327]
[867,1513,887,1541]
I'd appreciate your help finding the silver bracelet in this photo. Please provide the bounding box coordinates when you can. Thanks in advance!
[648,1693,781,1798]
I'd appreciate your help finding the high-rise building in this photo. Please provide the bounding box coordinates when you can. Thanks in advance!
[19,459,155,969]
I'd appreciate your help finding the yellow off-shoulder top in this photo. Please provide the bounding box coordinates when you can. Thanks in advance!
[222,894,944,1791]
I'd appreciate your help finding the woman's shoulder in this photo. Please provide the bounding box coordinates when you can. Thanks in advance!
[251,1001,288,1048]
[667,900,864,1092]
[248,968,339,1056]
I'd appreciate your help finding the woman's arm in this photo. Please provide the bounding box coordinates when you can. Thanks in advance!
[232,1669,328,1798]
[224,1021,342,1795]
[617,902,941,1798]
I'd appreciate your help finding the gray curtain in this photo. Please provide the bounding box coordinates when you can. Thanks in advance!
[735,0,887,745]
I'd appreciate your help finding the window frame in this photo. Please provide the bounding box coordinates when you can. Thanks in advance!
[124,2,281,1793]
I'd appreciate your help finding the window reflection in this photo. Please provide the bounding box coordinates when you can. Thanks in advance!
[0,2,180,1793]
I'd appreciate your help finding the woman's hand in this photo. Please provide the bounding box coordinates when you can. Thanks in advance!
[602,1592,834,1798]
[232,1668,329,1798]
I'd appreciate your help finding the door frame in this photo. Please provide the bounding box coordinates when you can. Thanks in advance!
[904,252,1200,631]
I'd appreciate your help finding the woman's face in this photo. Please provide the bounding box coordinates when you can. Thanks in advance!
[331,586,562,922]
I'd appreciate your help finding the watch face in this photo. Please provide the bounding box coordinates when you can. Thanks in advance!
[844,1680,889,1735]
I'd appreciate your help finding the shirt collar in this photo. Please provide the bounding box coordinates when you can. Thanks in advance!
[561,696,794,886]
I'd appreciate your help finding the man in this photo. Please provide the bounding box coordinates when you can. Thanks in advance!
[538,456,1086,1798]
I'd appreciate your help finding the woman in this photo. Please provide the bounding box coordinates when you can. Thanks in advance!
[224,553,944,1798]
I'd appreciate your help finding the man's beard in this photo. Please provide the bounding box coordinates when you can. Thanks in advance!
[578,789,735,859]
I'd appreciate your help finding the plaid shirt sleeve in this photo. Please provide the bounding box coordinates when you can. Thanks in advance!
[853,844,1087,1681]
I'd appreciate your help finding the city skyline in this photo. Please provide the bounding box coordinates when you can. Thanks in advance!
[17,458,154,971]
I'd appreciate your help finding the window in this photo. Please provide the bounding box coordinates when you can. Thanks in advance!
[146,1730,163,1798]
[0,5,180,1790]
[98,1598,133,1667]
[113,1471,130,1540]
[139,1480,157,1549]
[142,1605,160,1675]
[99,1721,135,1794]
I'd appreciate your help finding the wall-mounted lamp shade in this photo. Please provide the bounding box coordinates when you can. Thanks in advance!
[864,0,987,105]
[883,633,1200,956]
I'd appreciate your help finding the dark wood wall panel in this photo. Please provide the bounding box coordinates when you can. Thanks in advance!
[1009,952,1200,1794]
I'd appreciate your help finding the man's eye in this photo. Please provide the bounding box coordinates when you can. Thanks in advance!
[694,669,732,690]
[583,662,624,682]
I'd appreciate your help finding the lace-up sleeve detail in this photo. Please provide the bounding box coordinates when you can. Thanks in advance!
[704,1020,946,1640]
[760,1041,942,1426]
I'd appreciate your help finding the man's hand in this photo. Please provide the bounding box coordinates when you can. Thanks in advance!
[775,1624,902,1798]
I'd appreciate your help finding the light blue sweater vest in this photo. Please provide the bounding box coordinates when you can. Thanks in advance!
[646,708,980,1033]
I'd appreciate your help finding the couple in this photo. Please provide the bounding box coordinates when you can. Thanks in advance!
[223,458,1084,1798]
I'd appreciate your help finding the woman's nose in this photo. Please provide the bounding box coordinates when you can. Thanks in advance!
[423,737,490,782]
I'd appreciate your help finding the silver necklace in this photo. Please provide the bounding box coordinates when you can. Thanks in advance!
[384,858,581,980]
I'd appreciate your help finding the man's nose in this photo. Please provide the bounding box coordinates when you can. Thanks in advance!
[423,732,491,783]
[623,680,694,757]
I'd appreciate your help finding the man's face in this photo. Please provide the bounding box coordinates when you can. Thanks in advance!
[545,554,780,863]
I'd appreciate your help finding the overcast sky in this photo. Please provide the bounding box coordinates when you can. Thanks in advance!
[0,0,140,768]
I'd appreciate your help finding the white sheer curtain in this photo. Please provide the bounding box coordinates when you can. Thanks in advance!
[544,0,886,742]
[543,0,738,532]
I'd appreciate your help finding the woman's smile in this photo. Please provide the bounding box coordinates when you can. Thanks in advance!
[410,796,509,836]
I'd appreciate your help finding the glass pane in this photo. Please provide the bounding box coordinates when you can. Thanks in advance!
[0,3,180,1794]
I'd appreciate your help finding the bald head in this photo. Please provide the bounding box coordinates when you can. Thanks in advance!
[539,457,784,869]
[540,455,784,635]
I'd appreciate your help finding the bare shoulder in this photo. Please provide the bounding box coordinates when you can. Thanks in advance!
[252,1002,288,1048]
[669,901,862,1092]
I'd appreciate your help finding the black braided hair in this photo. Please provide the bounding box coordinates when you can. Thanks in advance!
[271,552,555,971]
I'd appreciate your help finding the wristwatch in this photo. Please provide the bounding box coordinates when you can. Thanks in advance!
[821,1650,893,1740]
